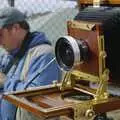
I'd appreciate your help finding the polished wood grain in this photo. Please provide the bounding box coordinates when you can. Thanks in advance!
[78,0,120,6]
[79,0,120,5]
[3,84,120,119]
[67,21,102,76]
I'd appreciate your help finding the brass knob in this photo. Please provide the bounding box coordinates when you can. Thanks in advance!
[85,109,95,118]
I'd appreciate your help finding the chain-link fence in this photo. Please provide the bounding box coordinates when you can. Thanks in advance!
[1,0,78,45]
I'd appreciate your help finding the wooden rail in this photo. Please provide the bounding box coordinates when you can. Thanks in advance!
[79,0,120,6]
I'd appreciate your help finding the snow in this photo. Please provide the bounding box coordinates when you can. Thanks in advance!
[15,0,77,16]
[0,0,77,16]
[0,0,9,9]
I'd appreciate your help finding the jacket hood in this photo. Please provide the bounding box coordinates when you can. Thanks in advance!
[28,32,51,48]
[10,32,51,56]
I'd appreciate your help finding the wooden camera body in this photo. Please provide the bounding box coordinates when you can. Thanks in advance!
[3,0,120,120]
[67,20,101,76]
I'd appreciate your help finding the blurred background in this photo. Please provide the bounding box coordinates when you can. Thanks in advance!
[0,0,78,46]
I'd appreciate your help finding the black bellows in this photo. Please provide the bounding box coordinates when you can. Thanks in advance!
[74,7,120,82]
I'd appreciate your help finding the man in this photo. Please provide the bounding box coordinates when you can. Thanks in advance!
[0,7,61,120]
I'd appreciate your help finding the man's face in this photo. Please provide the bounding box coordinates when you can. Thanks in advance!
[0,25,18,51]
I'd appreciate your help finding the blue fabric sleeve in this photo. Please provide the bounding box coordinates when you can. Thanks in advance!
[0,52,12,73]
[1,52,61,120]
[4,53,61,91]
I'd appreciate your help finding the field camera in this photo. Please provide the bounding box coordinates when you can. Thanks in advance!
[3,0,120,120]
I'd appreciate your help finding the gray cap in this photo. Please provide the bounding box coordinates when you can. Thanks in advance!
[0,7,26,28]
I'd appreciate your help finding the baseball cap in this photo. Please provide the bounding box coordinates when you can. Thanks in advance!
[0,7,26,28]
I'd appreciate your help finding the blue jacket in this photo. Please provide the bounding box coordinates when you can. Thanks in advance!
[0,32,61,120]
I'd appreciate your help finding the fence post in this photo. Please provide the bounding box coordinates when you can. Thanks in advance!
[8,0,15,7]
